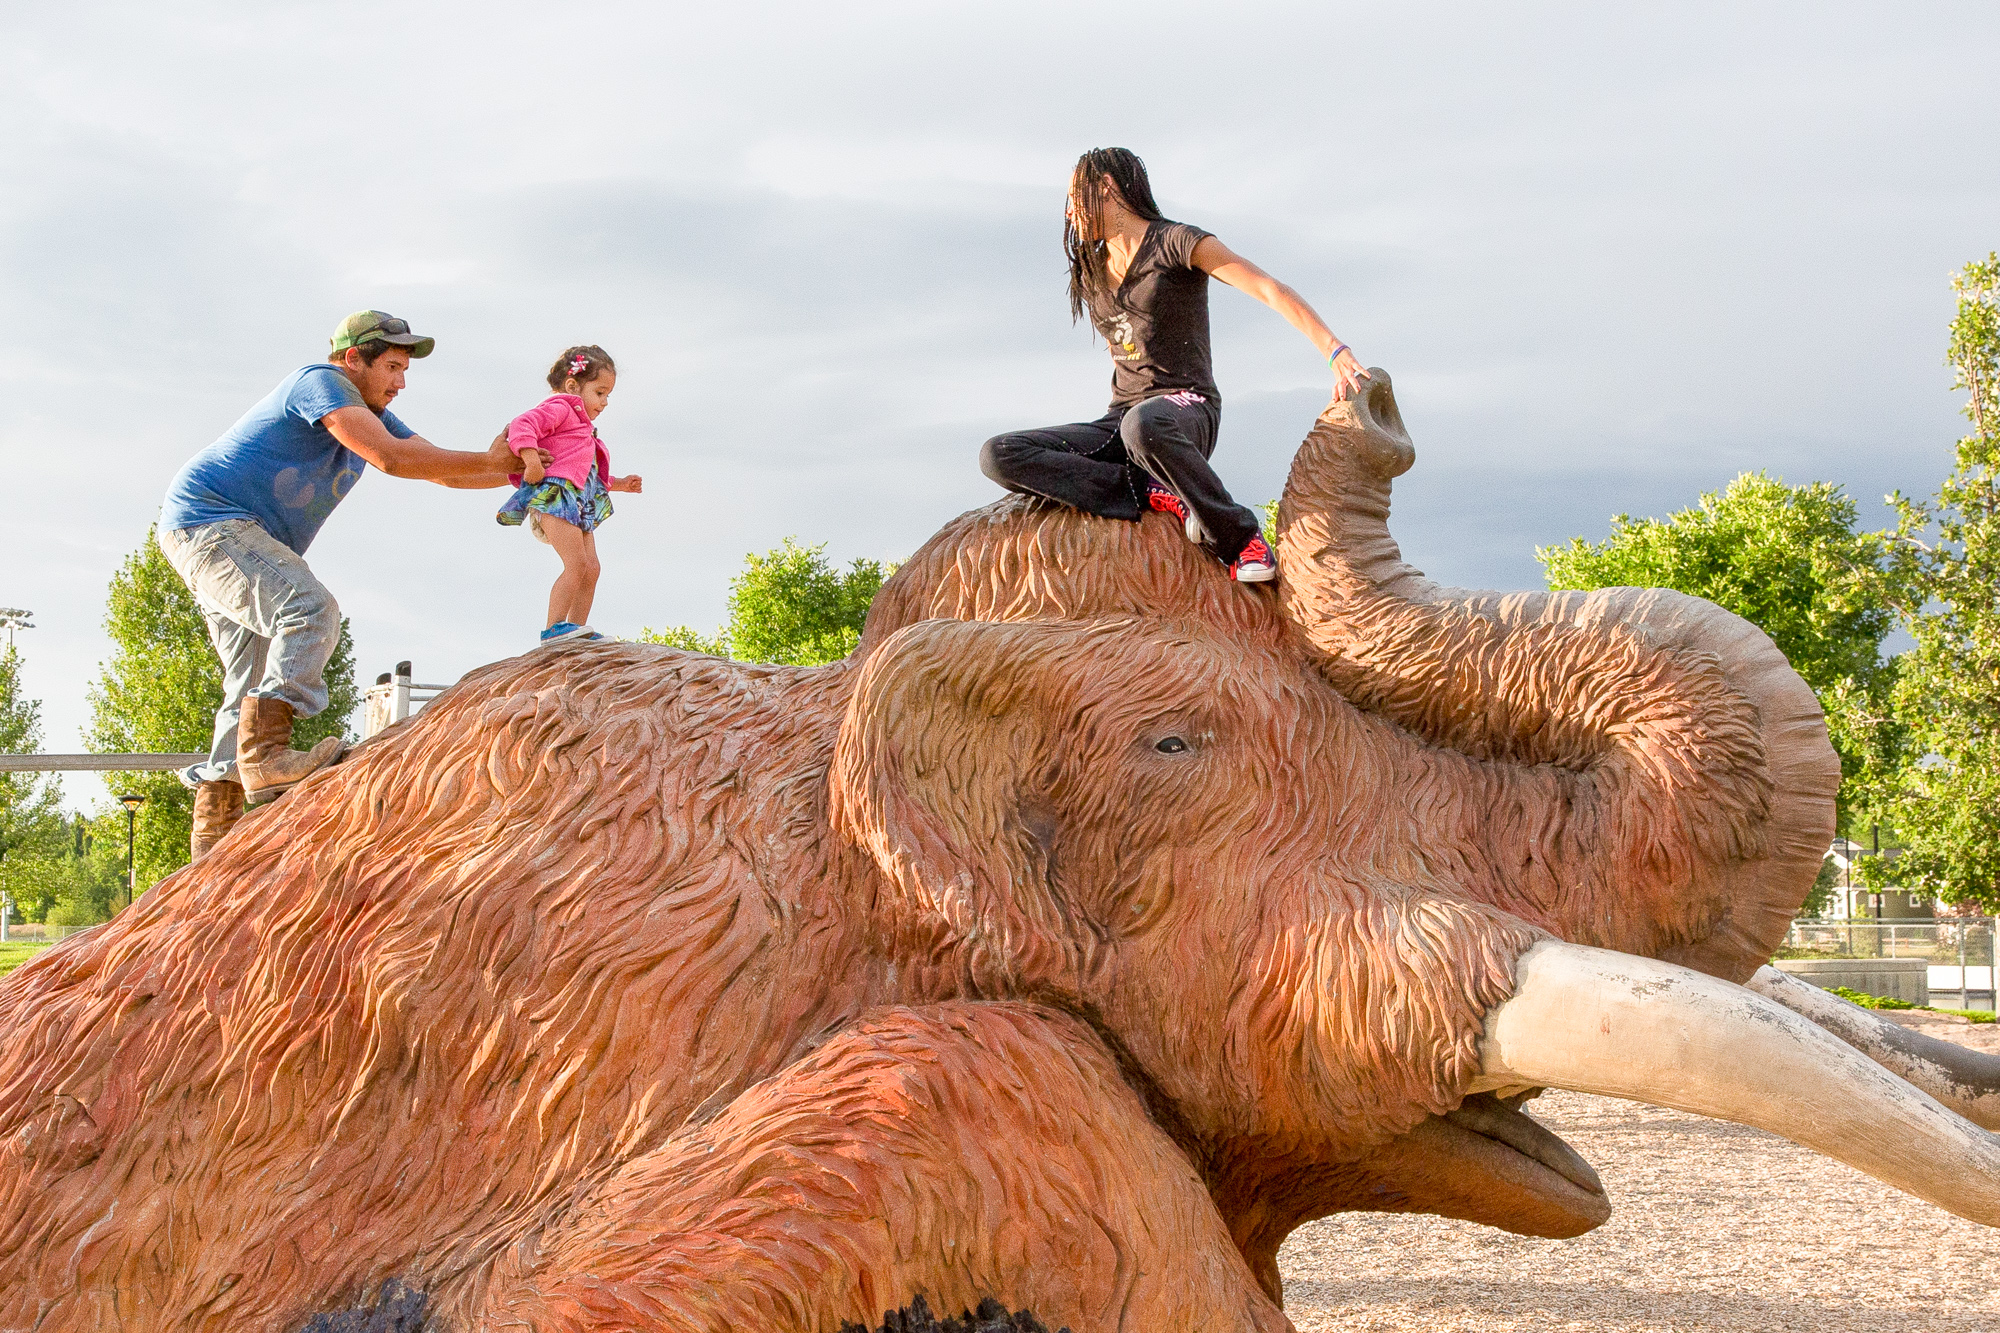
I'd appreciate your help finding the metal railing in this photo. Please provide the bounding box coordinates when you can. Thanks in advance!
[1784,916,1998,1010]
[0,753,206,772]
[361,661,451,739]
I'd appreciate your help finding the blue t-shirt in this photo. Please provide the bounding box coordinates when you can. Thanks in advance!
[160,364,415,555]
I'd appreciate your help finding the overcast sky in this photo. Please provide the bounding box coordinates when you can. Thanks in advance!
[6,3,1998,807]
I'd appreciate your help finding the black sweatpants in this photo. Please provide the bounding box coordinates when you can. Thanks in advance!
[978,391,1262,561]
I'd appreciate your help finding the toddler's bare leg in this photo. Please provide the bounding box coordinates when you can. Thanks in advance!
[570,529,601,626]
[539,516,591,629]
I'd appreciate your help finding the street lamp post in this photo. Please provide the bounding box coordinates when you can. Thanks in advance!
[0,608,33,653]
[118,794,145,911]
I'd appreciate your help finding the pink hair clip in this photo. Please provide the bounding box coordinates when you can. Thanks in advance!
[568,353,590,374]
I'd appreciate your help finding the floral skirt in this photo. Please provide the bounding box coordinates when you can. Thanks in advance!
[497,464,614,538]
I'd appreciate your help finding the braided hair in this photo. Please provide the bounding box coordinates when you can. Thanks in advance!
[546,345,616,392]
[1064,147,1165,324]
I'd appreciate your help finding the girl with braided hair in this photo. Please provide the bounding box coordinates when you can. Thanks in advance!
[981,147,1368,582]
[497,344,644,643]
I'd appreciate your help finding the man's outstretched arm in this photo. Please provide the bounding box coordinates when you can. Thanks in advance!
[324,408,542,488]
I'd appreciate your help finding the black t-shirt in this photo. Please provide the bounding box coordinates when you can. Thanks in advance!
[1087,219,1218,408]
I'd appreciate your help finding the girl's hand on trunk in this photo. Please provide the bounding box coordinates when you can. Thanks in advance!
[1331,348,1370,402]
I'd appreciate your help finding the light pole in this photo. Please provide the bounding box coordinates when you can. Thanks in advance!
[0,608,33,653]
[118,794,144,911]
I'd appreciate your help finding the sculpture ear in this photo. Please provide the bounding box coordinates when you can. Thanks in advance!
[831,619,1090,989]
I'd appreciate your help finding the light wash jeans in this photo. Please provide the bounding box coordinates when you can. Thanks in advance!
[157,519,339,785]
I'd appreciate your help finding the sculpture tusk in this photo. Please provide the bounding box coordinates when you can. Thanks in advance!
[1474,941,2000,1227]
[1747,964,2000,1131]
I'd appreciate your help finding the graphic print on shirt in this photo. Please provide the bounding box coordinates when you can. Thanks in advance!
[1100,309,1139,359]
[272,461,360,531]
[272,466,315,512]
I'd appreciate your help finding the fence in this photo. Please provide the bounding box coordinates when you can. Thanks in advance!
[1783,917,1998,1011]
[0,922,93,944]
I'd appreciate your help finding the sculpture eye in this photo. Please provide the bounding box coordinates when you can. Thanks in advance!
[1154,736,1189,755]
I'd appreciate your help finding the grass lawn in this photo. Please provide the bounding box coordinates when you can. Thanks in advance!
[0,941,55,976]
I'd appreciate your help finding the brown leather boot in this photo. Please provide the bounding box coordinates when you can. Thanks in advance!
[190,780,245,860]
[237,695,345,804]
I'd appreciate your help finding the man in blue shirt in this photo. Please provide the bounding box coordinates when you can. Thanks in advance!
[159,311,545,858]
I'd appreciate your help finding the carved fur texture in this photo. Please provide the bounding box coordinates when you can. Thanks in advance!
[0,375,1837,1332]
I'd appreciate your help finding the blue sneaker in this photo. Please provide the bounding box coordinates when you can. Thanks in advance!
[539,622,604,644]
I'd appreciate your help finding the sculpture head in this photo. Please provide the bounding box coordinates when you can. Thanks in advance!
[834,613,1535,1138]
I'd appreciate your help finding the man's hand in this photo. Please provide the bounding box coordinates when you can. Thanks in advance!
[487,429,553,475]
[609,474,644,494]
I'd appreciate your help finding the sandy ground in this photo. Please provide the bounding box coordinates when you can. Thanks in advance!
[1278,1012,2000,1332]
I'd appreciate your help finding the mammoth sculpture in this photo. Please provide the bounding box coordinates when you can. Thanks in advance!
[7,372,2000,1333]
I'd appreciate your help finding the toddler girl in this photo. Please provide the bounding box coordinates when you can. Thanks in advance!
[497,345,643,642]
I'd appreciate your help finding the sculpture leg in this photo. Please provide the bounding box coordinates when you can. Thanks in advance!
[468,1002,1293,1333]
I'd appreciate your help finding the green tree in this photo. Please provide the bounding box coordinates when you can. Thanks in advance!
[639,624,730,657]
[1537,472,1900,824]
[1865,254,2000,907]
[26,813,135,929]
[642,538,891,666]
[0,645,69,919]
[86,529,358,893]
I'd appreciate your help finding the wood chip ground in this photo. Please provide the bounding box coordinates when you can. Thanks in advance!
[1279,1010,2000,1331]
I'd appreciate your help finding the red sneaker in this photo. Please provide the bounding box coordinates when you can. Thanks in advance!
[1147,483,1204,543]
[1231,534,1278,583]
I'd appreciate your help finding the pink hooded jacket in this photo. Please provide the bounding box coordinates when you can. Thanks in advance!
[506,394,612,489]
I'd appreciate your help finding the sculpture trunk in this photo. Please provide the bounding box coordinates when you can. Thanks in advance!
[1274,374,1841,981]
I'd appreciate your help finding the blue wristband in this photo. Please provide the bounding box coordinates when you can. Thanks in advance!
[1327,343,1349,367]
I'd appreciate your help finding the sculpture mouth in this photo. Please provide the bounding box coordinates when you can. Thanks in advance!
[1352,1090,1608,1239]
[1443,1091,1605,1198]
[1376,1090,1610,1239]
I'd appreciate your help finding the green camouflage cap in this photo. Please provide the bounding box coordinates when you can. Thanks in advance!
[329,310,435,359]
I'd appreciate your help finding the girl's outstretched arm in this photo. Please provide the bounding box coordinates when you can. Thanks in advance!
[609,474,644,494]
[1192,235,1369,401]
